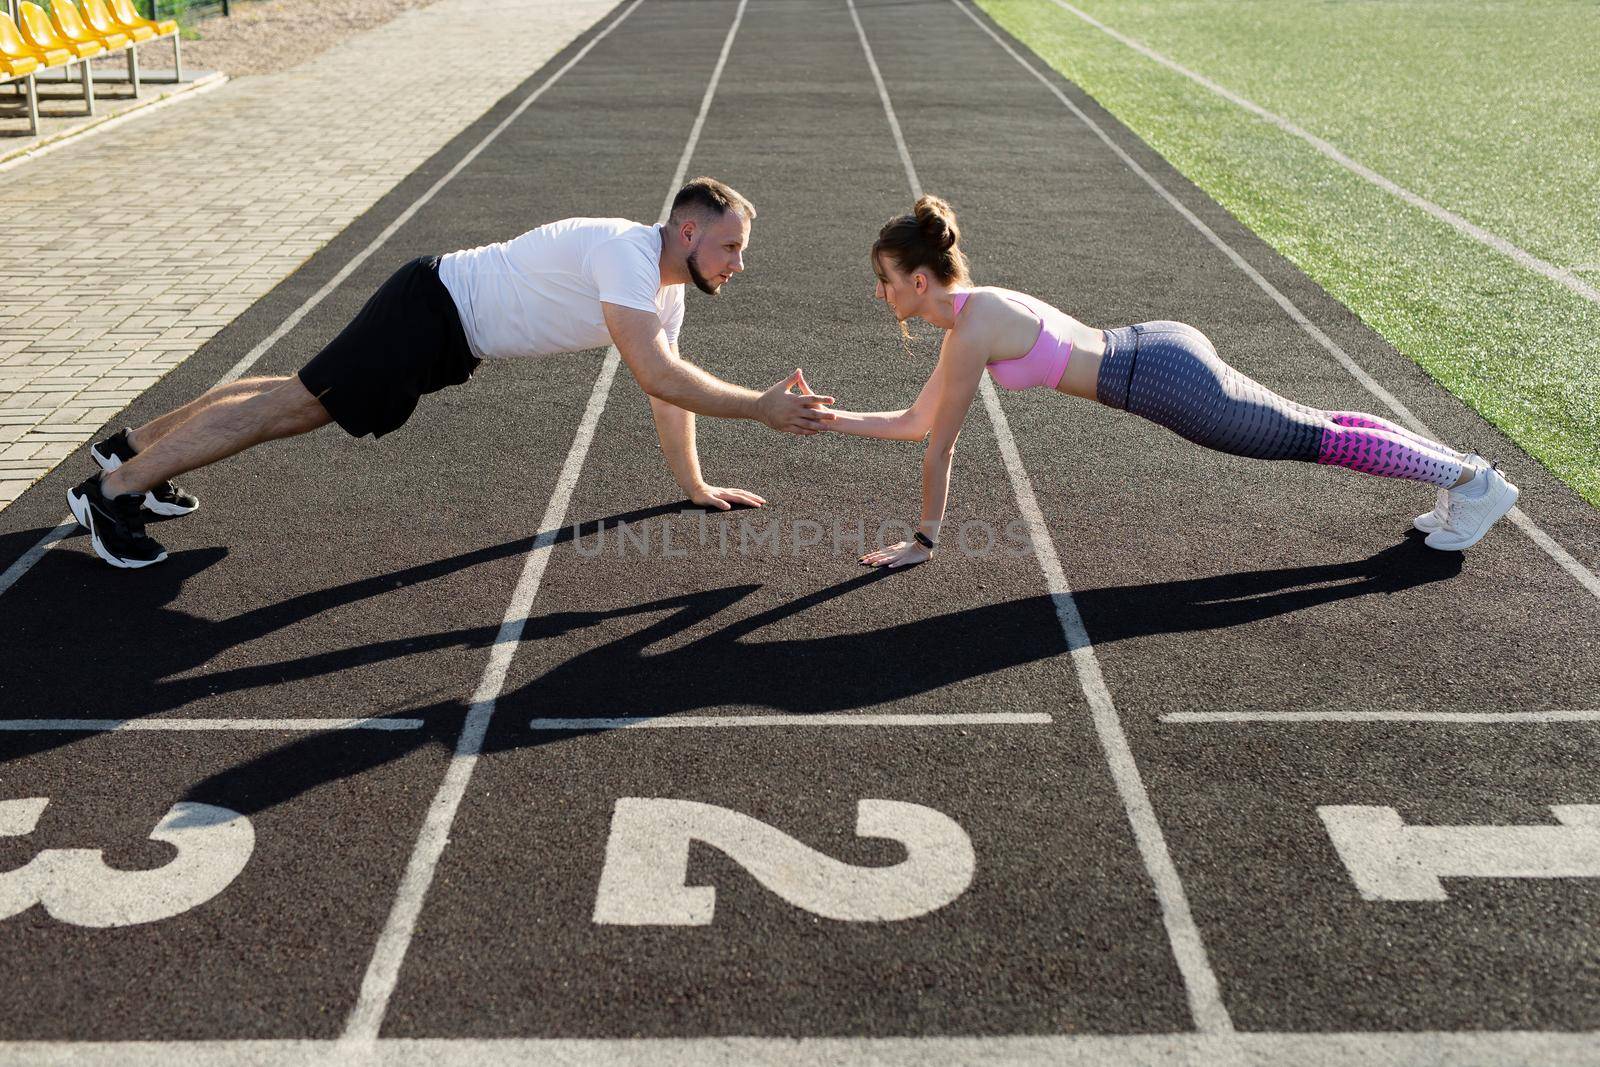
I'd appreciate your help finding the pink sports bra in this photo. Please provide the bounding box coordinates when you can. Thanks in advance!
[952,288,1074,391]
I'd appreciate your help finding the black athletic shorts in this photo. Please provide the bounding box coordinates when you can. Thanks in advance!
[297,255,481,439]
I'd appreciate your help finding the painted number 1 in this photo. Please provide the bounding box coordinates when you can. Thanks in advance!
[593,798,975,925]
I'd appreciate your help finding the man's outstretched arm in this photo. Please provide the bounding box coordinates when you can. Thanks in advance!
[603,302,834,435]
[648,389,767,511]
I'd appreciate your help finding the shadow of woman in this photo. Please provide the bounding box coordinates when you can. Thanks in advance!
[498,533,1463,721]
[172,534,1463,819]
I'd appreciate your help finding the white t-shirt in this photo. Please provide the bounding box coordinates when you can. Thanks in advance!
[437,218,686,360]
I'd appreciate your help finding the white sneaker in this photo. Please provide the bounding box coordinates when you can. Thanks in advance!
[1424,464,1519,551]
[1413,487,1449,533]
[1414,453,1483,533]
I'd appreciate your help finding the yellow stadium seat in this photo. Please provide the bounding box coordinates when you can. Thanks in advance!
[1,14,44,78]
[1,14,43,76]
[54,0,138,96]
[107,0,179,83]
[83,0,149,43]
[49,0,125,53]
[3,10,69,67]
[19,1,102,60]
[55,0,129,52]
[109,0,177,38]
[0,15,40,135]
[16,1,96,115]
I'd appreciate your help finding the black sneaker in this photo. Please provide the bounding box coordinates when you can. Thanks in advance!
[90,428,199,517]
[66,475,168,568]
[142,480,200,518]
[89,428,137,470]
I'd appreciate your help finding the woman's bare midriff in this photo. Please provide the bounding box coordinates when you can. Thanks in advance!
[1055,321,1107,401]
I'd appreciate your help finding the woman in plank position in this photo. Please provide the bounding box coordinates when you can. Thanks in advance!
[828,196,1518,568]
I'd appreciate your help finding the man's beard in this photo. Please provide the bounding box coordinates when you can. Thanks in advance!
[687,250,722,296]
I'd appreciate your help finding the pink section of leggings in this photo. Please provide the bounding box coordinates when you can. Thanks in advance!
[1317,412,1465,488]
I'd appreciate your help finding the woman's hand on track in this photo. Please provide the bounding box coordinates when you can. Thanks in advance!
[859,539,931,569]
[688,484,767,511]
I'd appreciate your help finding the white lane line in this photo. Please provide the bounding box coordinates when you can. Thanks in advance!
[848,0,1232,1036]
[1165,710,1600,725]
[344,372,625,1048]
[951,0,1600,605]
[0,520,75,599]
[1042,0,1600,309]
[529,712,1053,729]
[339,0,751,1044]
[11,1031,1600,1066]
[0,0,648,600]
[0,718,423,731]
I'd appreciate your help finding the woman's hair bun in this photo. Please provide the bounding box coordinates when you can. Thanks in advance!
[913,195,959,251]
[872,193,970,285]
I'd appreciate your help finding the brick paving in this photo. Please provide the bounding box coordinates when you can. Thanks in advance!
[0,0,614,510]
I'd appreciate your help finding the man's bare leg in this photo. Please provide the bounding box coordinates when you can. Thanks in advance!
[102,376,333,498]
[124,377,283,454]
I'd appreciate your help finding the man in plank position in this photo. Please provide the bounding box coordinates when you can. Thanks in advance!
[69,177,833,568]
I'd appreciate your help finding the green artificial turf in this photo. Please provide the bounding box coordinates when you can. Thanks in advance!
[977,0,1600,505]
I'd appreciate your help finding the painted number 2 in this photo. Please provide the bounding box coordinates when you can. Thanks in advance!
[0,798,254,927]
[593,798,975,925]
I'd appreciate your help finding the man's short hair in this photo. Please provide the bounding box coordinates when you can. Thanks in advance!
[669,177,756,225]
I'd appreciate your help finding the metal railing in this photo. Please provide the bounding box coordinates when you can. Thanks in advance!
[147,0,229,21]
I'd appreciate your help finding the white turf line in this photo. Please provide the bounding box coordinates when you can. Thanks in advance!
[0,0,649,603]
[0,718,423,731]
[1165,710,1600,725]
[1043,0,1600,309]
[847,0,1232,1036]
[949,0,1600,606]
[529,712,1053,729]
[338,0,751,1045]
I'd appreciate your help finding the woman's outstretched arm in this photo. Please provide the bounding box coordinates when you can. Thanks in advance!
[860,331,989,568]
[822,370,941,441]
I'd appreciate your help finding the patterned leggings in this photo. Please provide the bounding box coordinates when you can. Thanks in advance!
[1095,321,1466,488]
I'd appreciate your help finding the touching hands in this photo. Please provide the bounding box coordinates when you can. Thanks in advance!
[757,369,835,436]
[859,539,931,569]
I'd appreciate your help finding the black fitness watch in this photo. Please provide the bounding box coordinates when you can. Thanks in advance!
[913,531,936,551]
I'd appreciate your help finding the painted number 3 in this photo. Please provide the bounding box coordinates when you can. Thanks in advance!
[594,798,975,925]
[0,798,254,927]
